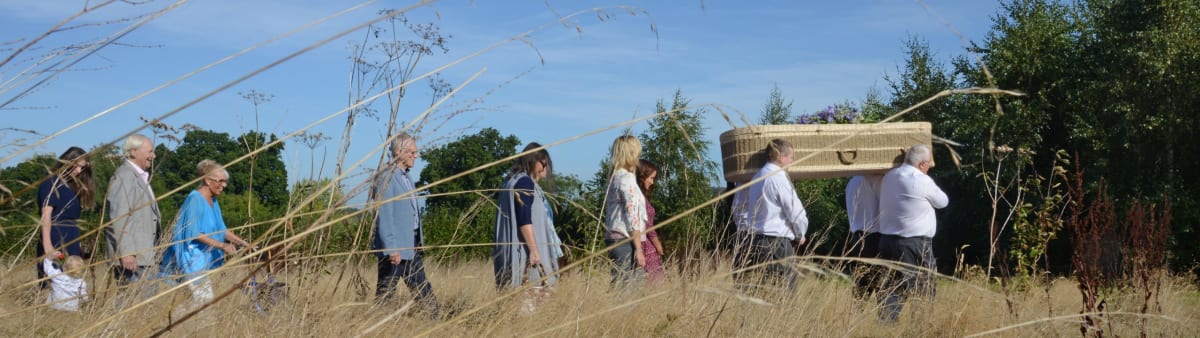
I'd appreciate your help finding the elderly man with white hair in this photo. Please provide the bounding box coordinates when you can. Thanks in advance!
[876,144,948,322]
[105,134,160,286]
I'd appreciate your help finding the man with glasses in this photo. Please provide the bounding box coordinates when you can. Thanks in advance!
[371,132,441,318]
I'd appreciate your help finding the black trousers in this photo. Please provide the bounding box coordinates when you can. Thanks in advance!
[847,231,882,297]
[733,233,799,292]
[112,265,150,285]
[376,251,438,312]
[878,234,936,321]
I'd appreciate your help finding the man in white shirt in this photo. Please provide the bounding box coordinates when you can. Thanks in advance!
[876,144,949,321]
[732,139,808,292]
[845,174,883,298]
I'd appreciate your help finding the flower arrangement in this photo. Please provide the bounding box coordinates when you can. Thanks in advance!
[795,103,862,124]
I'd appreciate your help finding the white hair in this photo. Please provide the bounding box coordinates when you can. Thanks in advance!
[389,132,415,157]
[905,144,932,166]
[122,134,151,158]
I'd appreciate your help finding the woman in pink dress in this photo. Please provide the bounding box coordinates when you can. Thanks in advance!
[637,159,666,282]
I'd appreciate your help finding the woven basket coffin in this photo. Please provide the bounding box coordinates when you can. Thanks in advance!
[719,122,932,182]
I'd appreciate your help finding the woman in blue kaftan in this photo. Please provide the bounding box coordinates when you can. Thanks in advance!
[160,160,254,302]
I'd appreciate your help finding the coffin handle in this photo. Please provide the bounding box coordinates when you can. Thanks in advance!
[837,149,859,164]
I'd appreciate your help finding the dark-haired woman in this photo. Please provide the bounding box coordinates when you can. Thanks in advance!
[636,159,666,283]
[36,146,95,288]
[494,142,564,290]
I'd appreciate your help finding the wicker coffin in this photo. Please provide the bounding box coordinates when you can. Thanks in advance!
[719,122,932,182]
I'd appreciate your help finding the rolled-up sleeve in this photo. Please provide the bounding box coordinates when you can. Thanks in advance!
[921,176,949,209]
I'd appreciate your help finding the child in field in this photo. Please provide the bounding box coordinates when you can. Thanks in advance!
[43,255,88,312]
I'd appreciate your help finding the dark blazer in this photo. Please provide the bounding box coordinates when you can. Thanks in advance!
[105,160,161,267]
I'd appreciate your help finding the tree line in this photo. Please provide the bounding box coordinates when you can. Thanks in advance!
[2,0,1194,282]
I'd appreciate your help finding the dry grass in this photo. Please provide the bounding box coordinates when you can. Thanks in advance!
[1,255,1196,337]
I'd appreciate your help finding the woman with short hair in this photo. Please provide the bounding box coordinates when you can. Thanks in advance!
[160,160,254,303]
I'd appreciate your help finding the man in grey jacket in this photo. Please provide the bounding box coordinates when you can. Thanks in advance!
[105,134,160,285]
[372,132,440,317]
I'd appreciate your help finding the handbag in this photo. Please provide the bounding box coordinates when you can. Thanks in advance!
[519,264,552,314]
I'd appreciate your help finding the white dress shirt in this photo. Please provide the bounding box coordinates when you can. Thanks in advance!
[846,175,884,233]
[740,162,808,240]
[127,159,155,197]
[878,164,949,238]
[730,182,750,230]
[604,168,647,241]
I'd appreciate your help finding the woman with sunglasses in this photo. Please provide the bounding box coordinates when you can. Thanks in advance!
[160,160,254,305]
[36,146,95,288]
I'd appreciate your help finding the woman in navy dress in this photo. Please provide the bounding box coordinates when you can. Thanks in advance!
[36,146,95,288]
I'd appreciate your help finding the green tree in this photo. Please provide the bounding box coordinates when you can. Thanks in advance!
[154,129,287,233]
[285,178,359,254]
[759,83,793,125]
[547,173,602,256]
[416,128,521,260]
[881,0,1200,278]
[639,90,721,255]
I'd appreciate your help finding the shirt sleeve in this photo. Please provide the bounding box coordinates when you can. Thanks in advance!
[766,173,809,237]
[514,176,535,226]
[618,172,647,235]
[42,258,61,275]
[375,173,404,256]
[922,175,949,209]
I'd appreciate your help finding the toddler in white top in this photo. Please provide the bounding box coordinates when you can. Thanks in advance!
[43,255,88,312]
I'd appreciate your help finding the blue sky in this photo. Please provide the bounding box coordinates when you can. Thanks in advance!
[1,0,1002,192]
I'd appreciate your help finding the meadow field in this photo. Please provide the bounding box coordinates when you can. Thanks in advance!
[5,1,1200,337]
[1,254,1197,337]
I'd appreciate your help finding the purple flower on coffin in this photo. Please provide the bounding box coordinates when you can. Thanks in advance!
[817,106,835,123]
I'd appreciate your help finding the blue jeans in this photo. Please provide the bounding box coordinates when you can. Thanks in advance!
[376,252,439,315]
[606,238,644,288]
[878,235,936,322]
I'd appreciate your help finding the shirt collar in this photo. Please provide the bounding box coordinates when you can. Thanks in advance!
[127,159,149,182]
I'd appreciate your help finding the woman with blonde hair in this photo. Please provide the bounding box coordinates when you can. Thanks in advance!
[603,135,648,287]
[160,160,254,303]
[35,146,95,288]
